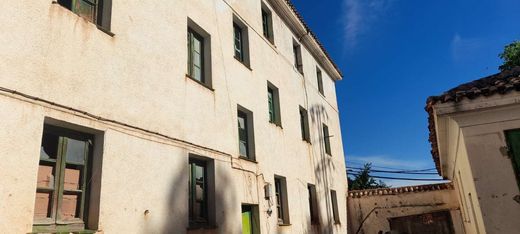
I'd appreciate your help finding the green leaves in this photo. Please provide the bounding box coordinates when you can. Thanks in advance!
[499,41,520,71]
[348,163,388,190]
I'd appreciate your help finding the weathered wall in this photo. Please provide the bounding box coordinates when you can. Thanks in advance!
[347,184,464,234]
[434,92,520,234]
[0,0,347,233]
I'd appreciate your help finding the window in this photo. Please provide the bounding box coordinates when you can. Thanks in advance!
[330,190,340,224]
[242,205,260,234]
[238,106,255,160]
[323,124,331,155]
[274,176,290,224]
[57,0,112,30]
[308,184,319,224]
[505,130,520,189]
[188,156,215,228]
[316,67,324,96]
[261,3,274,44]
[187,19,212,88]
[233,16,250,66]
[267,82,281,126]
[300,107,310,142]
[293,40,303,74]
[33,125,96,233]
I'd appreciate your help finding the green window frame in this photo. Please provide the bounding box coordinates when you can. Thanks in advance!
[187,29,205,83]
[238,110,249,158]
[234,23,244,62]
[293,41,303,74]
[33,125,94,233]
[505,129,520,189]
[275,178,284,224]
[308,184,319,224]
[323,124,331,155]
[57,0,98,25]
[317,67,324,96]
[261,6,273,43]
[268,88,275,123]
[189,159,208,225]
[300,107,310,142]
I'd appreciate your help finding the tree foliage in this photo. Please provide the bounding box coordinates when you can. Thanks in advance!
[348,163,388,190]
[499,41,520,71]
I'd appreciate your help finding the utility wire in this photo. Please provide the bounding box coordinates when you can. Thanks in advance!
[346,161,436,171]
[347,169,439,175]
[347,173,445,181]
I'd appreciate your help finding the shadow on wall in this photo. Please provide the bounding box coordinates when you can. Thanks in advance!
[139,154,237,234]
[309,104,337,234]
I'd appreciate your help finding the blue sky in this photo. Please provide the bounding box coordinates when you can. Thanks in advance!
[292,0,520,186]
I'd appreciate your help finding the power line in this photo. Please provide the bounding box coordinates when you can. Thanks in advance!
[346,161,436,171]
[348,173,444,181]
[347,169,439,175]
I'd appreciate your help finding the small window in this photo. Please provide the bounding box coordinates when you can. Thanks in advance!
[267,82,281,126]
[316,67,324,96]
[293,39,303,75]
[187,18,212,88]
[274,176,290,224]
[189,156,215,228]
[323,124,331,155]
[33,124,97,233]
[505,129,520,189]
[300,107,310,142]
[242,205,260,234]
[330,190,340,224]
[261,3,274,44]
[57,0,112,30]
[308,184,319,224]
[233,16,250,67]
[238,106,255,160]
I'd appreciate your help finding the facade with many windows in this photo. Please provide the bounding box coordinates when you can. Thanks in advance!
[0,0,347,233]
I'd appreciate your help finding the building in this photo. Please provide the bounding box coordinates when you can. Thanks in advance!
[0,0,348,233]
[426,67,520,234]
[347,183,464,234]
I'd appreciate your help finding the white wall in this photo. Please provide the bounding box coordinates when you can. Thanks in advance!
[0,0,347,233]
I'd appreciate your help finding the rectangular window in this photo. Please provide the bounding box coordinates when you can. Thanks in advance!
[316,67,324,96]
[267,82,281,126]
[261,3,274,44]
[293,40,303,75]
[274,176,290,224]
[189,159,208,225]
[238,106,255,160]
[308,184,319,224]
[187,19,212,88]
[330,190,340,224]
[300,107,310,142]
[57,0,112,30]
[323,124,331,155]
[505,130,520,189]
[233,16,250,66]
[33,125,94,232]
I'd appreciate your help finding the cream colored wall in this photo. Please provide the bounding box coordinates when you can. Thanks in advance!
[347,187,463,234]
[435,94,520,234]
[0,0,347,233]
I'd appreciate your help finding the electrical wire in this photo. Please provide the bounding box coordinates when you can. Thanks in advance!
[347,173,445,181]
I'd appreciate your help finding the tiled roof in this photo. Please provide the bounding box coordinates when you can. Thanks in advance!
[281,0,343,78]
[425,67,520,173]
[348,183,454,198]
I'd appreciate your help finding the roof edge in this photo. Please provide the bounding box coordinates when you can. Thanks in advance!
[267,0,343,80]
[348,182,454,198]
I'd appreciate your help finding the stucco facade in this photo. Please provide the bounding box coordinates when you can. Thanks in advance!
[347,183,464,234]
[427,69,520,234]
[0,0,348,233]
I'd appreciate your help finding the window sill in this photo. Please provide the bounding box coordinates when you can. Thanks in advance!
[185,75,214,92]
[278,223,292,227]
[234,57,253,71]
[269,121,283,129]
[238,156,257,164]
[302,139,312,145]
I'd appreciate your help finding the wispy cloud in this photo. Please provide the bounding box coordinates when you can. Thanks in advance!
[451,33,484,61]
[347,155,432,170]
[341,0,395,48]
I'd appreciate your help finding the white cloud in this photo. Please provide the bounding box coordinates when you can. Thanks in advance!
[341,0,394,48]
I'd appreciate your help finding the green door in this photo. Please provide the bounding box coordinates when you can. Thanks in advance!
[242,206,253,234]
[505,130,520,189]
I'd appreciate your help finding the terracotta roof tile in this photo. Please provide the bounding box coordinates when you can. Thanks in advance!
[425,67,520,174]
[348,183,454,198]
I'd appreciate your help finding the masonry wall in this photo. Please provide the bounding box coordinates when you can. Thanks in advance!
[347,185,464,234]
[0,0,347,233]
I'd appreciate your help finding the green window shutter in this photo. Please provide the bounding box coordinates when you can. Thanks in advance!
[506,130,520,189]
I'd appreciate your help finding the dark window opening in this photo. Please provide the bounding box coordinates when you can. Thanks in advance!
[300,107,310,142]
[267,82,281,126]
[330,190,340,224]
[261,3,274,44]
[308,184,319,224]
[317,67,324,96]
[274,176,289,224]
[293,40,303,75]
[323,124,331,155]
[189,159,208,225]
